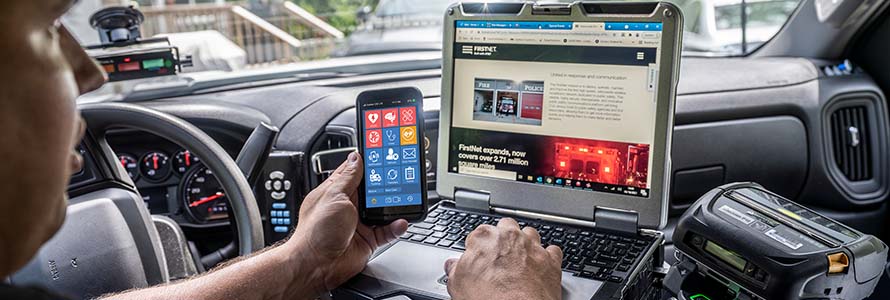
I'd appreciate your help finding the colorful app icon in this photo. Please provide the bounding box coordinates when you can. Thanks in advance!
[384,146,400,166]
[367,168,384,187]
[382,127,400,146]
[403,165,418,184]
[399,106,417,125]
[364,110,381,129]
[366,148,382,167]
[400,145,418,163]
[400,126,417,145]
[382,108,399,127]
[367,196,379,207]
[365,129,382,148]
[384,166,400,185]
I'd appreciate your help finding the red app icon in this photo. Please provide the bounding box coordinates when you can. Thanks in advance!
[399,106,416,125]
[381,108,399,127]
[365,110,381,129]
[366,129,382,148]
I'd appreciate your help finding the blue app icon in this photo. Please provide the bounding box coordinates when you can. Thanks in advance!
[366,168,384,187]
[384,166,400,185]
[382,127,400,146]
[383,146,400,166]
[402,165,419,184]
[366,148,383,167]
[401,145,419,164]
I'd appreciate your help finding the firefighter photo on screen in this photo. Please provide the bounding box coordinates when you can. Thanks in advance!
[473,78,544,126]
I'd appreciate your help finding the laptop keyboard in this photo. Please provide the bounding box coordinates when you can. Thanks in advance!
[399,206,655,283]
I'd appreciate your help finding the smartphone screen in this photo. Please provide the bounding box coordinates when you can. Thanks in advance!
[357,87,427,224]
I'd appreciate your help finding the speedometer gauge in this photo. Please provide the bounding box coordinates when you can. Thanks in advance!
[181,165,228,223]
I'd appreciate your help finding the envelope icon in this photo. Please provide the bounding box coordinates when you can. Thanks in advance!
[402,147,417,159]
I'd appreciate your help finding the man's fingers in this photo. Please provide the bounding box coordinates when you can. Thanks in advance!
[465,224,495,250]
[496,217,520,230]
[373,219,408,246]
[444,257,459,277]
[545,245,563,265]
[522,226,542,246]
[325,151,364,197]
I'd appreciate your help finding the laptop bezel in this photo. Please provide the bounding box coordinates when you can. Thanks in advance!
[436,1,683,229]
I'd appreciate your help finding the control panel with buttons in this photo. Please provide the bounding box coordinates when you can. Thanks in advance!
[258,151,304,244]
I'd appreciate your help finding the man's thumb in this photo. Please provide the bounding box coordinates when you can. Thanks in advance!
[444,257,459,277]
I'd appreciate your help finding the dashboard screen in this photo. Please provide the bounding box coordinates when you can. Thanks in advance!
[448,21,663,198]
[360,97,424,208]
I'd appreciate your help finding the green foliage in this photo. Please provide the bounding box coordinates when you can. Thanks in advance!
[288,0,379,34]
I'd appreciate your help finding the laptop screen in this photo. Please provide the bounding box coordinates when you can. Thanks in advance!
[448,21,663,198]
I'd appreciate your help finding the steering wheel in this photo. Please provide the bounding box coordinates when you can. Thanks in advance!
[9,102,264,298]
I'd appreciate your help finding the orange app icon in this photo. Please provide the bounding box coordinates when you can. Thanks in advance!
[400,126,417,145]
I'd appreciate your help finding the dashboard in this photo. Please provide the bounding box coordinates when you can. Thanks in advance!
[76,56,889,258]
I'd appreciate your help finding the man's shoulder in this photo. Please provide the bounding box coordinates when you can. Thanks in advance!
[0,284,71,300]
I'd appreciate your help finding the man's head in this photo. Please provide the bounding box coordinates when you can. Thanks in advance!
[0,0,105,277]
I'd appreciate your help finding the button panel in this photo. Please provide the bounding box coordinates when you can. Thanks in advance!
[260,151,303,244]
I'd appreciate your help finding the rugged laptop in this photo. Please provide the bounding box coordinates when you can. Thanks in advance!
[337,2,682,299]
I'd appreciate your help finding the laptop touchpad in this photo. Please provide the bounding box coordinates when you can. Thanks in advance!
[363,241,602,300]
[364,241,460,298]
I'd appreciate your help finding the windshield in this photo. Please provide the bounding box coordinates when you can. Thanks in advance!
[375,0,455,17]
[65,0,800,100]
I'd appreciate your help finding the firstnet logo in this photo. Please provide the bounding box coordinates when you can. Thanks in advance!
[461,45,497,56]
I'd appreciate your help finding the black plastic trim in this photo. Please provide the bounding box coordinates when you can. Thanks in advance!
[821,92,890,203]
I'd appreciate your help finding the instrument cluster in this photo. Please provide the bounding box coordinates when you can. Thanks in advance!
[110,133,232,225]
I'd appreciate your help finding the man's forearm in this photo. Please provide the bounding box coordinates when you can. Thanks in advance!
[103,240,325,300]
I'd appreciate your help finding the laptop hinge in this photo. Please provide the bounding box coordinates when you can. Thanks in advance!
[594,207,639,234]
[454,189,491,213]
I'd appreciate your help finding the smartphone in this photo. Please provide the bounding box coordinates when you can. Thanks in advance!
[356,87,428,225]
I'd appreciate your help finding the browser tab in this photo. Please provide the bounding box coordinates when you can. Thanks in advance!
[456,21,661,48]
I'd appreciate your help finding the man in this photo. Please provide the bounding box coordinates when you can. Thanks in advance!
[0,1,563,300]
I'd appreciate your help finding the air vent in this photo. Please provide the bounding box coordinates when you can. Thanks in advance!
[316,132,352,151]
[829,106,872,181]
[309,130,356,184]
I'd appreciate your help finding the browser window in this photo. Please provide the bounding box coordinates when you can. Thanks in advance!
[447,21,663,198]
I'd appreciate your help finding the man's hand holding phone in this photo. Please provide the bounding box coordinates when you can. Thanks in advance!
[355,87,428,225]
[288,151,408,294]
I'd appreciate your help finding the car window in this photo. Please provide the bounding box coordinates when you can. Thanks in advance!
[673,0,799,54]
[64,0,800,85]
